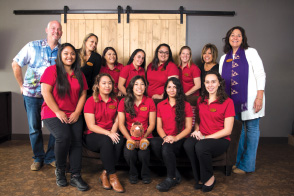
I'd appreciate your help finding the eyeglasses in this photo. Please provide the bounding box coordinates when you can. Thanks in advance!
[158,51,169,55]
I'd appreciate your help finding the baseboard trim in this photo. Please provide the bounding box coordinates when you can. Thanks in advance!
[12,134,50,140]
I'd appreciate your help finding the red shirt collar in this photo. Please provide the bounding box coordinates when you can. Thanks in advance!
[97,94,115,104]
[130,63,143,71]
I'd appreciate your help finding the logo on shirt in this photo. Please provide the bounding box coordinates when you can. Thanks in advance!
[109,105,116,109]
[226,59,233,62]
[87,62,93,66]
[140,107,147,111]
[184,73,189,77]
[210,108,217,112]
[114,68,120,72]
[72,75,76,78]
[160,68,165,71]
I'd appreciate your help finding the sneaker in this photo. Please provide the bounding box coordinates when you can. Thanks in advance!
[142,177,152,184]
[49,161,56,168]
[156,177,177,192]
[31,162,43,171]
[129,175,138,184]
[175,168,181,184]
[233,168,246,174]
[70,174,89,191]
[55,168,68,187]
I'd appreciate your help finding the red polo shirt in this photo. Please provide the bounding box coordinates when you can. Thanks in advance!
[83,95,118,134]
[100,63,124,91]
[146,62,179,97]
[40,65,88,120]
[119,63,145,87]
[179,63,201,96]
[198,97,235,141]
[117,96,156,138]
[157,99,193,136]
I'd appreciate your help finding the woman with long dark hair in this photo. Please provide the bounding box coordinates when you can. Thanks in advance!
[83,73,124,193]
[184,71,235,192]
[146,43,179,99]
[178,46,201,96]
[219,26,266,174]
[41,43,89,191]
[118,49,146,96]
[77,33,102,96]
[118,75,156,184]
[151,77,193,192]
[100,47,124,95]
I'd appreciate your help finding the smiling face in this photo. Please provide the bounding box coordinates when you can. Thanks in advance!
[180,48,191,65]
[158,46,169,64]
[204,74,220,95]
[104,49,117,65]
[229,29,243,50]
[132,51,145,67]
[46,21,62,42]
[202,48,213,64]
[133,78,146,96]
[61,46,76,67]
[98,75,113,95]
[85,36,98,52]
[166,81,177,98]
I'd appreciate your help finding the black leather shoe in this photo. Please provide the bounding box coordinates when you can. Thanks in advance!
[55,168,68,187]
[129,175,138,184]
[175,168,181,184]
[156,177,177,192]
[70,174,89,191]
[202,179,216,192]
[194,183,203,190]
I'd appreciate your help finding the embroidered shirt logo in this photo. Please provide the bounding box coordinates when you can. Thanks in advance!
[109,105,116,109]
[87,62,93,66]
[226,59,233,62]
[140,107,147,111]
[210,108,217,112]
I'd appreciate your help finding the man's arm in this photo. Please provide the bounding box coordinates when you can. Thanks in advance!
[12,61,24,94]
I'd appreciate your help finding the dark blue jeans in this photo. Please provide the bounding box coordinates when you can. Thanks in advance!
[23,95,55,164]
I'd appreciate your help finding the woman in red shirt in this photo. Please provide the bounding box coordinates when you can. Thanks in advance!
[83,73,124,193]
[151,77,193,192]
[118,49,146,96]
[146,43,179,99]
[118,75,156,184]
[184,71,235,192]
[178,46,201,96]
[41,43,88,191]
[100,47,124,95]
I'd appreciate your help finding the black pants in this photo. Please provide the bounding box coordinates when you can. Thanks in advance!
[183,137,230,183]
[83,132,124,174]
[151,137,185,178]
[124,138,151,179]
[43,116,83,175]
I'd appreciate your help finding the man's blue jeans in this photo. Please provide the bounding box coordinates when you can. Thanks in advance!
[235,113,260,172]
[23,95,55,164]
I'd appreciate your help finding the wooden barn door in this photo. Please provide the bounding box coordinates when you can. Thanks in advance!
[61,13,186,66]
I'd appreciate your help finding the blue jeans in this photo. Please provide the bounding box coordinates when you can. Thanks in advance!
[23,95,55,164]
[235,113,260,172]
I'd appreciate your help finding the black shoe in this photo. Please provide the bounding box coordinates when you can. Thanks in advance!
[129,175,138,184]
[202,179,216,192]
[175,168,181,184]
[142,177,152,184]
[55,168,68,187]
[156,177,177,192]
[70,174,89,191]
[194,183,203,190]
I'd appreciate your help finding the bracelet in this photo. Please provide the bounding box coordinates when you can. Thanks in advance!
[162,136,167,139]
[203,135,205,139]
[256,97,262,100]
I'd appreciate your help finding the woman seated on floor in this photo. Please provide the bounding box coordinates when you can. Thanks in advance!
[118,75,156,184]
[83,73,124,193]
[183,71,235,192]
[41,43,89,191]
[151,77,193,192]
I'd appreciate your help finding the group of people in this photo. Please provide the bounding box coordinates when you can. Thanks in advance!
[12,20,266,193]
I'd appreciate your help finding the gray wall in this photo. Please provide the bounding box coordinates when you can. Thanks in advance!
[1,0,293,137]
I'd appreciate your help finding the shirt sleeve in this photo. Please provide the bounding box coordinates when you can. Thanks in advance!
[117,98,125,112]
[166,63,179,77]
[185,102,194,117]
[82,73,89,90]
[84,97,95,114]
[40,66,56,86]
[149,98,156,112]
[192,65,201,78]
[225,99,236,118]
[119,65,129,79]
[13,42,32,67]
[156,103,162,117]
